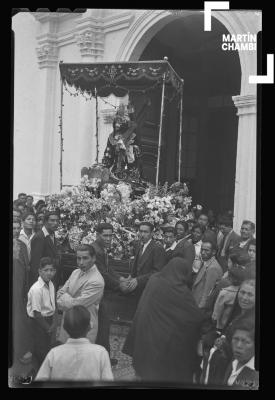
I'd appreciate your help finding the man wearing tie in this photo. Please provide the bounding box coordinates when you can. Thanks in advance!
[121,222,166,302]
[30,211,60,289]
[163,226,177,263]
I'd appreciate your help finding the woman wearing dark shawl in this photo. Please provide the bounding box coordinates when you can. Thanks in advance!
[122,257,207,383]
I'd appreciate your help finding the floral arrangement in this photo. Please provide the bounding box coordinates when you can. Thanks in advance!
[46,180,198,259]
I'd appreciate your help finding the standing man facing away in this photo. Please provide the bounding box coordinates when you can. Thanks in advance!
[30,211,60,288]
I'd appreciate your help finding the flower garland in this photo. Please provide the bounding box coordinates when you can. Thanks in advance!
[46,180,199,259]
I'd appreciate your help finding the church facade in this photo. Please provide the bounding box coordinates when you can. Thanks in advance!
[12,9,261,231]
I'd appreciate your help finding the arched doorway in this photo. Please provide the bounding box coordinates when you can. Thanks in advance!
[127,13,241,216]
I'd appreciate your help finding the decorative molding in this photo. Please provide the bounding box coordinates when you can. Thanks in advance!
[232,94,257,115]
[36,43,58,68]
[32,12,82,23]
[75,29,104,59]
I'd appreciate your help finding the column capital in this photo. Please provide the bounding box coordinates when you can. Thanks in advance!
[75,29,104,60]
[36,42,58,69]
[232,94,257,115]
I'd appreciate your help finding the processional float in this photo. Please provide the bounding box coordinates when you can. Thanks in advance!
[59,57,184,190]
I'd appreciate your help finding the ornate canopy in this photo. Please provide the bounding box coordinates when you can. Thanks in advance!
[59,60,183,97]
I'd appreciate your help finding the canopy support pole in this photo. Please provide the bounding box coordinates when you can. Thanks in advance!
[156,72,166,187]
[95,87,99,164]
[178,82,184,182]
[59,77,64,191]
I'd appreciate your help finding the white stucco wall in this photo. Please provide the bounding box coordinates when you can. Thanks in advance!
[12,12,43,199]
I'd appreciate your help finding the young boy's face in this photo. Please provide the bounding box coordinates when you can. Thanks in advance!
[39,265,56,283]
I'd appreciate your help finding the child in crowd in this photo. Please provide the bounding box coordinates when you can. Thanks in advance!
[27,257,58,368]
[212,265,246,330]
[35,305,113,381]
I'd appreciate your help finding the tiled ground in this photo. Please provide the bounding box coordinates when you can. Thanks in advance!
[9,321,136,385]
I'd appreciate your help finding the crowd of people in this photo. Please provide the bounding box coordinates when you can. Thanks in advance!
[12,192,258,388]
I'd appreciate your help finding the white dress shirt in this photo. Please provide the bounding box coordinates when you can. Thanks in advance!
[19,229,35,260]
[192,240,202,273]
[27,276,55,317]
[35,338,113,381]
[141,239,152,256]
[42,226,55,243]
[227,357,255,386]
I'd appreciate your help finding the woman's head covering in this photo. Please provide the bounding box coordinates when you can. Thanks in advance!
[158,257,190,286]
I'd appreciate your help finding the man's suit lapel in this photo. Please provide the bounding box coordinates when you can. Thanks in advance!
[193,262,207,286]
[69,269,89,296]
[45,234,57,255]
[137,240,154,273]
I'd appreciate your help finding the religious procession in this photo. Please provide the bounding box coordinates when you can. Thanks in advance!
[11,9,259,389]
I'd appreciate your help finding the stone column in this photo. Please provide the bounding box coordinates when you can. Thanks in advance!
[232,94,257,233]
[35,43,59,196]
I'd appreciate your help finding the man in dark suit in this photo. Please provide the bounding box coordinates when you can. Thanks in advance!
[122,221,166,299]
[91,223,125,365]
[172,221,195,280]
[30,211,60,288]
[216,215,240,272]
[163,226,177,263]
[198,213,217,246]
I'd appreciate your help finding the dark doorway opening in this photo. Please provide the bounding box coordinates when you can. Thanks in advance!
[133,14,241,216]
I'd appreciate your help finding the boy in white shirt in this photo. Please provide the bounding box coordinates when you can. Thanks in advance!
[35,305,113,382]
[27,257,57,368]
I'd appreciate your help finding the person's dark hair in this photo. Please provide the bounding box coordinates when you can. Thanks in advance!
[164,226,176,235]
[191,223,205,234]
[63,306,91,338]
[35,199,46,210]
[201,240,217,252]
[218,215,233,227]
[43,210,59,223]
[230,319,255,342]
[175,220,188,232]
[76,244,96,258]
[27,195,34,200]
[228,265,247,286]
[18,193,27,198]
[248,238,256,247]
[242,220,255,231]
[21,211,36,222]
[96,222,114,233]
[39,257,54,269]
[229,251,251,267]
[139,221,154,232]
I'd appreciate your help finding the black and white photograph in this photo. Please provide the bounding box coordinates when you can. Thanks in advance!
[10,7,263,389]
